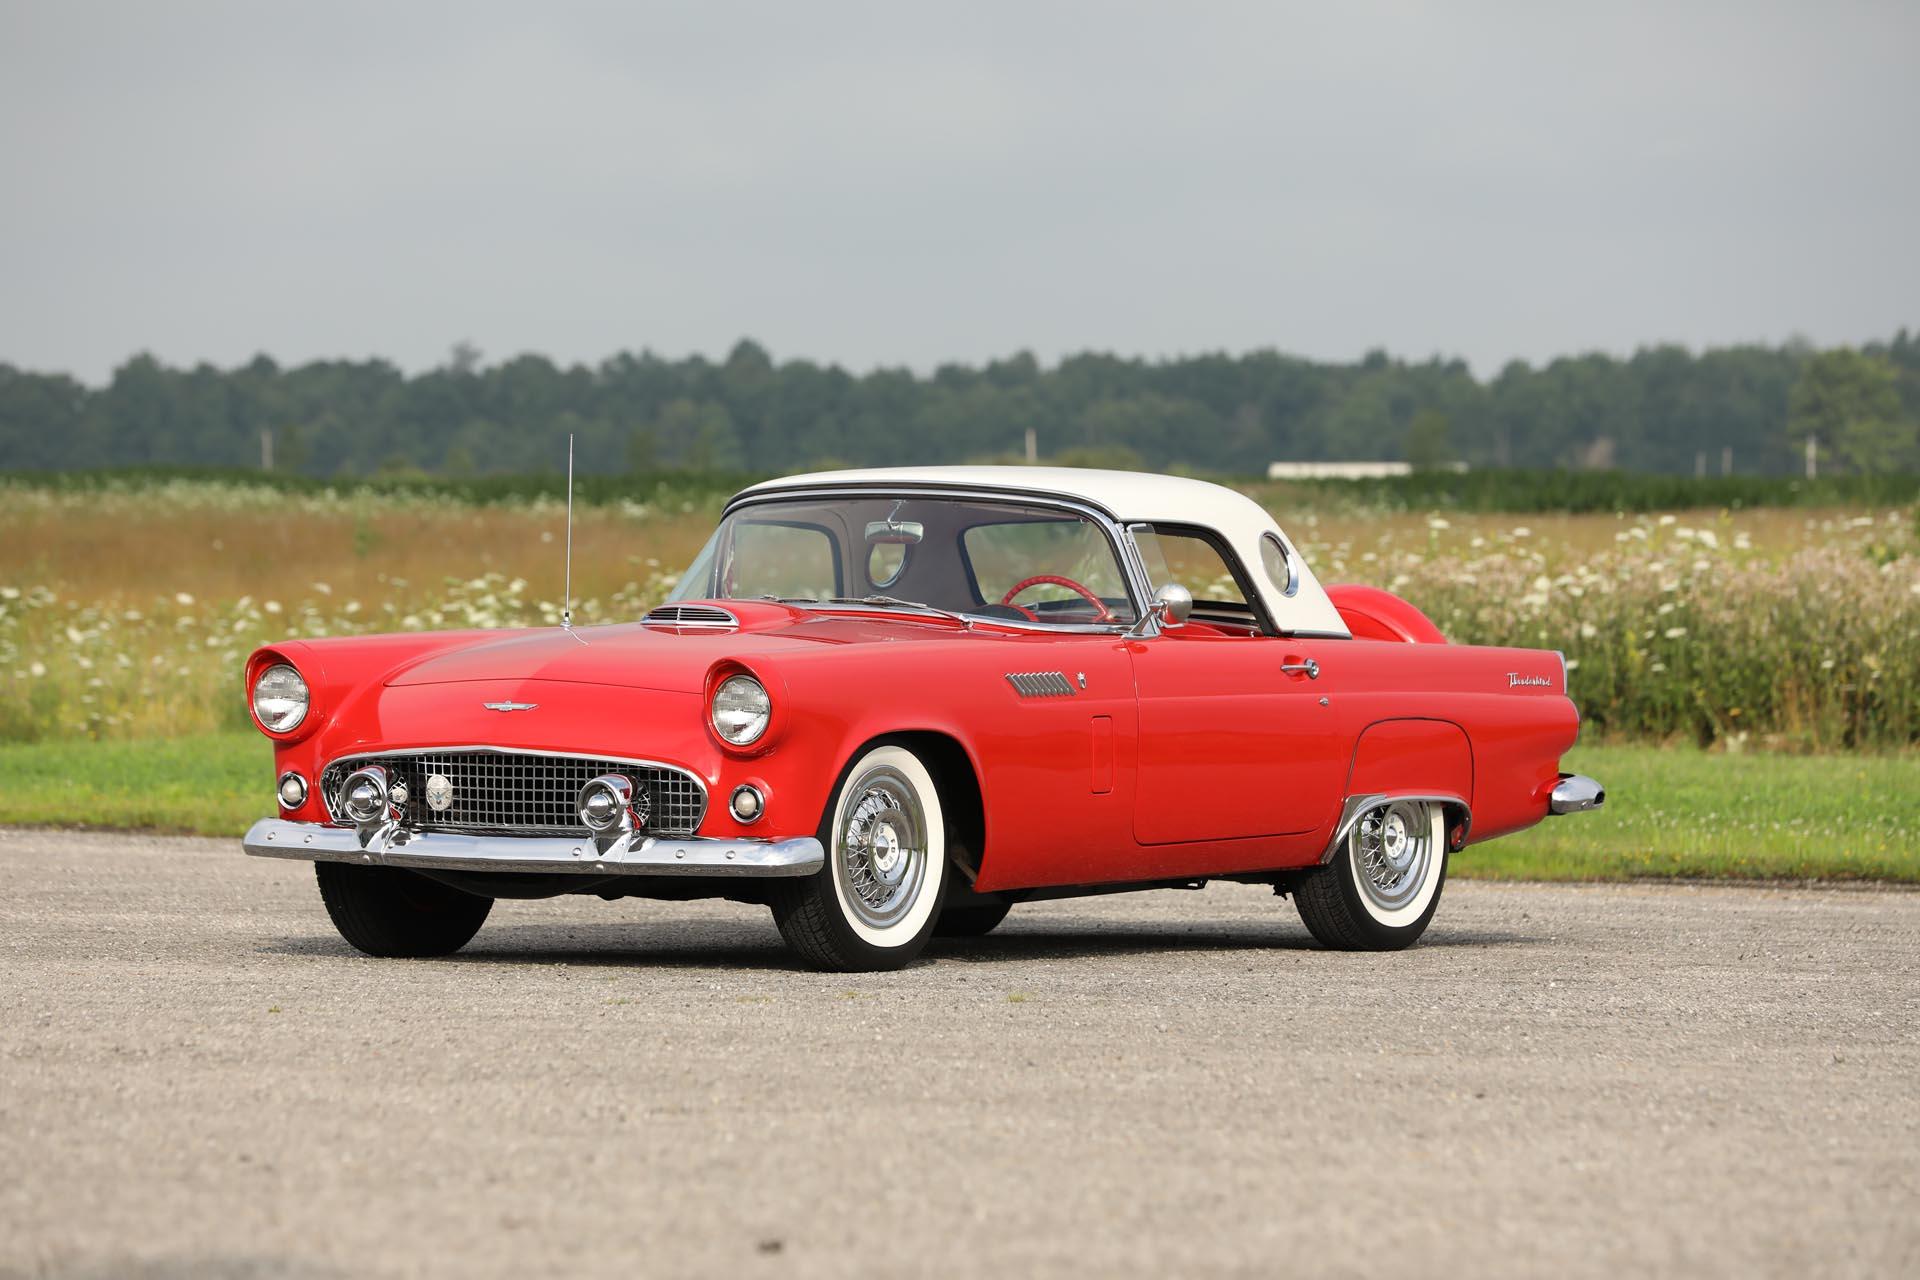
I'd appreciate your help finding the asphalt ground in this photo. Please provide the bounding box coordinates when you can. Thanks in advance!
[2,828,1916,1279]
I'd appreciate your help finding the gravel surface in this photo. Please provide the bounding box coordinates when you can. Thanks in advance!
[3,828,1917,1279]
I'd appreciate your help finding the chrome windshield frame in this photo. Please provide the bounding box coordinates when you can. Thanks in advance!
[694,484,1153,633]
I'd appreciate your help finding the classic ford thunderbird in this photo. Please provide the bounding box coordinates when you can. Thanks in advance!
[243,466,1603,970]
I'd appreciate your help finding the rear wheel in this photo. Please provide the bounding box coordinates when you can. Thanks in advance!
[1294,799,1447,951]
[315,861,493,958]
[770,744,948,971]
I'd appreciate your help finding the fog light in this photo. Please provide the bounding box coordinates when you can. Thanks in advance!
[730,784,765,824]
[277,771,308,810]
[340,765,390,825]
[578,774,637,834]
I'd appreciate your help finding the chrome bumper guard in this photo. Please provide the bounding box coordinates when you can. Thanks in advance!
[1548,773,1606,815]
[243,818,824,878]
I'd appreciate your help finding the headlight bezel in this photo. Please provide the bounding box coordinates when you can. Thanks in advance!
[251,661,311,735]
[710,672,772,748]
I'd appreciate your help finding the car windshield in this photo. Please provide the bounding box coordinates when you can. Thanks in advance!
[668,495,1139,626]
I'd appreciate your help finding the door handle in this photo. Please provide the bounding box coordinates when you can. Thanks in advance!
[1281,659,1320,680]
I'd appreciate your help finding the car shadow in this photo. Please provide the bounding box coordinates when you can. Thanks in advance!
[257,917,1538,970]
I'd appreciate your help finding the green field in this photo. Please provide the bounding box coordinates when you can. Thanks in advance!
[2,735,1913,883]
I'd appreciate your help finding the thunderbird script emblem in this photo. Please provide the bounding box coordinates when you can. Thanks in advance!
[483,700,539,713]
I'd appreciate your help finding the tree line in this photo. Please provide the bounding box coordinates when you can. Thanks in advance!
[2,333,1915,477]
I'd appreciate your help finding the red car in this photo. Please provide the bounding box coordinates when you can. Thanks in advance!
[243,467,1604,971]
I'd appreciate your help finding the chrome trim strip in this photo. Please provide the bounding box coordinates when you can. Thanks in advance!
[1549,773,1605,815]
[243,818,824,878]
[1320,793,1472,865]
[318,745,709,828]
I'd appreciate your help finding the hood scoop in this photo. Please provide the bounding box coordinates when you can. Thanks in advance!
[642,603,741,635]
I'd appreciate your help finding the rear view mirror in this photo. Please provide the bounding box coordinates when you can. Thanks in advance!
[864,519,924,545]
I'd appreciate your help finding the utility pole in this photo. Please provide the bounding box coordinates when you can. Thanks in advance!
[261,429,273,472]
[1694,451,1706,479]
[1805,435,1818,480]
[1024,427,1038,464]
[1721,446,1732,477]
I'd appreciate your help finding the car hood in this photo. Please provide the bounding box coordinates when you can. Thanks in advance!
[383,602,987,693]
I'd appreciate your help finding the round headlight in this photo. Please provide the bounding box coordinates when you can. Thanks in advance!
[252,663,309,733]
[711,674,770,746]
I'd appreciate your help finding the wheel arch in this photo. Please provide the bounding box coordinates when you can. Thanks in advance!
[1319,792,1472,865]
[823,729,987,885]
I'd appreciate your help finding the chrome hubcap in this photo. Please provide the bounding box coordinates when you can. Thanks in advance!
[839,766,927,928]
[1354,800,1435,912]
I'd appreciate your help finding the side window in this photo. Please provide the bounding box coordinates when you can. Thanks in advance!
[727,521,840,599]
[1132,526,1264,630]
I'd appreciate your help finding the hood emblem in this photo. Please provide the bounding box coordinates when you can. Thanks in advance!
[483,700,540,713]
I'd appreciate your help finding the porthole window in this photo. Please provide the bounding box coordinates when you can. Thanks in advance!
[1260,533,1300,598]
[868,541,908,590]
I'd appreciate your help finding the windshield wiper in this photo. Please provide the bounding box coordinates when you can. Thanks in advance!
[833,596,975,629]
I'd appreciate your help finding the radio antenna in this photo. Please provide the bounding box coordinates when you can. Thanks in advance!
[560,434,586,644]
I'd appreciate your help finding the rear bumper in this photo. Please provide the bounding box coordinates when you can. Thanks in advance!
[1548,773,1606,815]
[243,818,824,878]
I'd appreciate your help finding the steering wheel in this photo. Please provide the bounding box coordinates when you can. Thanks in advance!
[1000,574,1114,623]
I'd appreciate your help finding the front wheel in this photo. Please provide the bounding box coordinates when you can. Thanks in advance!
[1293,799,1447,951]
[770,744,948,971]
[315,861,493,958]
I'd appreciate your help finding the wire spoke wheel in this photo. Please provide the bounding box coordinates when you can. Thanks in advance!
[1292,796,1449,951]
[1352,800,1436,915]
[837,766,929,929]
[770,743,948,971]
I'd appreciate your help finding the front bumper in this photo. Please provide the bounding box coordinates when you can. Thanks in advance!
[243,818,824,878]
[1548,773,1606,815]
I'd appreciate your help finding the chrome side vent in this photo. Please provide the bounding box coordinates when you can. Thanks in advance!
[642,604,739,633]
[1006,671,1076,699]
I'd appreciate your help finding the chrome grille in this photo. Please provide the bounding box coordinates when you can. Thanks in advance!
[321,750,706,837]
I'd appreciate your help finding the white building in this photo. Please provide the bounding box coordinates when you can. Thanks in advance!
[1265,460,1469,480]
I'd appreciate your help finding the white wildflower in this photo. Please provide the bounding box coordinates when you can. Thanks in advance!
[1664,627,1687,639]
[174,592,195,606]
[28,661,46,677]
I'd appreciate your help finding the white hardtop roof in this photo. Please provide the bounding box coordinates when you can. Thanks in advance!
[737,466,1350,636]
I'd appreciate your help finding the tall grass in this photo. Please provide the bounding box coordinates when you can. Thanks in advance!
[2,478,1915,748]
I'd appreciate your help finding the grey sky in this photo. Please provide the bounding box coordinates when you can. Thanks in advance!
[2,0,1914,384]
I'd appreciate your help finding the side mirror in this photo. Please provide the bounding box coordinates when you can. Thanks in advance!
[1154,583,1194,626]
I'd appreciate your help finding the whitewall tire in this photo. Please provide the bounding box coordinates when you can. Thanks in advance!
[770,744,948,971]
[1293,799,1448,950]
